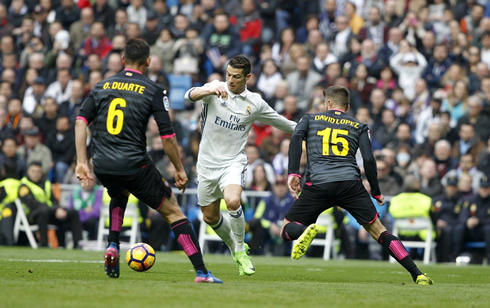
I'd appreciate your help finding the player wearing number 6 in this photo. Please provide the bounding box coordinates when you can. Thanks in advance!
[281,86,434,285]
[75,38,222,283]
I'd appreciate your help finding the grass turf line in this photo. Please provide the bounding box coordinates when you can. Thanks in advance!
[1,247,489,308]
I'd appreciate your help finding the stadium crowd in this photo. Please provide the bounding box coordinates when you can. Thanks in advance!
[0,0,489,263]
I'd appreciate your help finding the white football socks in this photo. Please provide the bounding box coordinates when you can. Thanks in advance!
[210,213,235,253]
[229,206,245,252]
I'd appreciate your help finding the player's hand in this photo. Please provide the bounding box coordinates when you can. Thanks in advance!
[174,170,188,193]
[288,175,301,201]
[374,194,385,206]
[212,86,228,100]
[75,163,94,188]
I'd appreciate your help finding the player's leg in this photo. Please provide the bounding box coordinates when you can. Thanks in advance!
[130,163,222,283]
[158,193,222,283]
[221,163,255,275]
[280,184,332,259]
[95,172,129,278]
[363,218,433,285]
[200,198,237,253]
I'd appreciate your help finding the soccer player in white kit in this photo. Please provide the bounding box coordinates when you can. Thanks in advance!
[184,55,297,275]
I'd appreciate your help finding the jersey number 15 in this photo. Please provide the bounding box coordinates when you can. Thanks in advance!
[106,98,126,135]
[317,128,349,156]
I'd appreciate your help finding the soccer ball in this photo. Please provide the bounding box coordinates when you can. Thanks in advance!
[126,243,156,272]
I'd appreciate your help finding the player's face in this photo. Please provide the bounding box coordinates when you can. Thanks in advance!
[226,66,250,94]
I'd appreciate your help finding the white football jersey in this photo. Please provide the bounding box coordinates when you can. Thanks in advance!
[186,80,297,168]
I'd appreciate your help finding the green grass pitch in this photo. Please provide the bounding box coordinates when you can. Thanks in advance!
[1,247,489,308]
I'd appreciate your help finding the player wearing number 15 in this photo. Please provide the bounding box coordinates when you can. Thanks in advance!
[281,86,434,285]
[75,39,222,283]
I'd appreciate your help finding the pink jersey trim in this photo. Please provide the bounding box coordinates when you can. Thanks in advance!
[76,116,88,125]
[124,68,142,75]
[160,133,176,139]
[330,108,346,113]
[305,182,312,186]
[372,194,382,199]
[171,220,188,230]
[288,173,302,179]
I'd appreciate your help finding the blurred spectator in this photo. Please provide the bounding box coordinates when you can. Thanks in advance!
[69,7,94,51]
[318,0,338,40]
[8,0,28,29]
[286,56,322,109]
[79,22,112,60]
[5,98,23,135]
[170,13,190,40]
[104,53,124,77]
[359,6,389,50]
[271,27,295,68]
[125,22,141,41]
[0,137,26,180]
[59,79,84,125]
[0,4,14,38]
[349,63,375,106]
[453,175,490,262]
[23,76,47,117]
[46,51,73,85]
[45,68,73,105]
[443,153,484,193]
[311,42,337,77]
[257,59,283,100]
[416,97,444,144]
[431,175,461,262]
[248,178,294,255]
[373,109,399,148]
[244,143,275,188]
[249,164,272,192]
[376,158,401,196]
[141,11,162,46]
[327,15,353,58]
[68,175,102,240]
[386,123,413,150]
[16,126,52,175]
[258,0,278,44]
[423,44,452,90]
[280,95,305,123]
[419,159,443,197]
[271,138,289,177]
[19,161,82,248]
[150,29,175,74]
[55,0,81,30]
[442,80,469,125]
[461,4,485,38]
[389,41,428,100]
[0,108,12,142]
[127,0,147,30]
[304,28,323,59]
[109,8,128,38]
[345,2,364,35]
[146,56,170,92]
[34,97,59,138]
[93,0,116,31]
[456,95,490,143]
[201,12,242,74]
[267,80,288,111]
[418,31,436,62]
[433,139,457,179]
[229,0,263,56]
[451,123,485,165]
[172,26,205,77]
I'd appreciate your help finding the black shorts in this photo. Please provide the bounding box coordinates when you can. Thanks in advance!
[285,180,378,226]
[95,162,172,210]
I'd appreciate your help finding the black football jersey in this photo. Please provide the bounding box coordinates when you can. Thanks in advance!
[78,69,174,175]
[289,109,381,196]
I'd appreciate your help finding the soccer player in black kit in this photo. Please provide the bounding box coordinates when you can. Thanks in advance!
[74,39,222,283]
[280,86,434,285]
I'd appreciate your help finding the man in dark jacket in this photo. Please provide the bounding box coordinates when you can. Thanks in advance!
[45,116,75,183]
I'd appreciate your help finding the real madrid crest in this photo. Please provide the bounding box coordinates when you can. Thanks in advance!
[246,106,251,115]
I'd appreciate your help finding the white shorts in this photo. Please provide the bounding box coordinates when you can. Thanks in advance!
[196,162,246,207]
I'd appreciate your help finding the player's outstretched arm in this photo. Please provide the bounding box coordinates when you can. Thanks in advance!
[74,118,93,188]
[184,84,227,102]
[161,136,188,192]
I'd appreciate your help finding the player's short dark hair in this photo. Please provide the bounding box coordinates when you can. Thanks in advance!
[124,38,150,66]
[323,86,349,109]
[228,55,251,76]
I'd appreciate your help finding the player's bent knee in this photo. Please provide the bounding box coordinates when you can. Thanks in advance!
[224,197,241,210]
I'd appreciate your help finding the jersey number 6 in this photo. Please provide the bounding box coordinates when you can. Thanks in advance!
[317,128,349,156]
[106,98,126,135]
